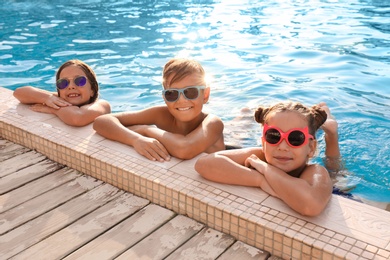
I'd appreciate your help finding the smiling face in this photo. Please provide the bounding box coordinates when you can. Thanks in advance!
[261,111,316,173]
[57,65,95,106]
[163,73,210,122]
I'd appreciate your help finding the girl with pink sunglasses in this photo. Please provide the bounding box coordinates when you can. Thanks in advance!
[195,101,340,216]
[13,60,111,126]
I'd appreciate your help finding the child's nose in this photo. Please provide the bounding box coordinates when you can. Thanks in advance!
[177,92,186,101]
[68,81,77,89]
[278,139,290,150]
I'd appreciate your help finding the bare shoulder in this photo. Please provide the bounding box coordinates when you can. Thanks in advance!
[94,99,111,111]
[81,99,111,113]
[203,113,224,127]
[302,164,332,183]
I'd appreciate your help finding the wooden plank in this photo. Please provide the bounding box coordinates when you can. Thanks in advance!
[0,173,101,235]
[218,241,271,260]
[0,139,30,162]
[165,227,235,260]
[116,215,204,260]
[0,159,64,195]
[0,150,47,178]
[0,168,80,213]
[0,182,122,259]
[64,204,175,260]
[13,193,150,260]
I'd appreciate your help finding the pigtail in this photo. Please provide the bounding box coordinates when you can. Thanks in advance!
[254,102,328,137]
[254,106,269,125]
[310,105,327,131]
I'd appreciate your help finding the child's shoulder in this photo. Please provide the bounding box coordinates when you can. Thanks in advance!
[304,163,330,177]
[94,99,110,105]
[204,112,223,121]
[203,113,224,126]
[82,99,111,109]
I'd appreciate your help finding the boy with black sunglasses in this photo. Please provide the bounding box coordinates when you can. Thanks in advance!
[195,101,340,217]
[93,58,225,161]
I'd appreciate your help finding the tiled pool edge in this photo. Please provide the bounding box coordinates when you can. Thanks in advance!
[1,87,389,260]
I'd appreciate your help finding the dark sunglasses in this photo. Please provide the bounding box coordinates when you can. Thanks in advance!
[262,124,314,147]
[56,75,87,90]
[162,86,206,102]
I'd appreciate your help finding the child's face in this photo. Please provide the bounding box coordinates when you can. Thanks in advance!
[57,65,94,106]
[163,73,209,122]
[261,111,316,173]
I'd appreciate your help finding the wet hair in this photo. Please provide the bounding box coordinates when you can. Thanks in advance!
[56,59,99,104]
[254,101,327,138]
[162,58,206,88]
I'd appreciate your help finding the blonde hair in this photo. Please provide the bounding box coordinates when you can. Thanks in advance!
[162,58,206,88]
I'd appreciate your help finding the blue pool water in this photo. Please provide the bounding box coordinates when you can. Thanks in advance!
[1,0,389,206]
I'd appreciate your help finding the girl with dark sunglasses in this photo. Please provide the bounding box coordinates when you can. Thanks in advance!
[93,58,225,161]
[13,60,111,126]
[195,101,340,217]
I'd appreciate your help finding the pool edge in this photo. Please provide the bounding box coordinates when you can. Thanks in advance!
[1,86,389,260]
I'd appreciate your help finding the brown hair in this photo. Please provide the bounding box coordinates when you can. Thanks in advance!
[162,58,206,88]
[56,60,99,104]
[254,101,327,138]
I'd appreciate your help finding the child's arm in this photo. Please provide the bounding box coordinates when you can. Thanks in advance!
[93,109,170,162]
[35,99,111,126]
[318,102,341,172]
[139,114,224,159]
[194,148,278,196]
[246,155,332,216]
[54,99,111,126]
[13,86,71,109]
[318,102,340,158]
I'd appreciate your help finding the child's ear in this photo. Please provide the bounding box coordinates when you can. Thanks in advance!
[203,87,210,103]
[308,139,317,158]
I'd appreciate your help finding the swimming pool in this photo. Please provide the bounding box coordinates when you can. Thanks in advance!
[1,0,389,207]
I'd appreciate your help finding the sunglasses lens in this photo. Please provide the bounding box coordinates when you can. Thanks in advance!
[288,130,305,146]
[56,79,69,89]
[265,129,281,144]
[184,87,199,100]
[164,90,179,102]
[74,76,87,87]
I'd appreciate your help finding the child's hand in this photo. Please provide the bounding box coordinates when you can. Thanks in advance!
[44,95,72,109]
[318,102,338,136]
[244,154,267,174]
[133,136,170,162]
[29,104,55,114]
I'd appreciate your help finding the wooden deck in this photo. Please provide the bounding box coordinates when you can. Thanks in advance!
[0,139,272,260]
